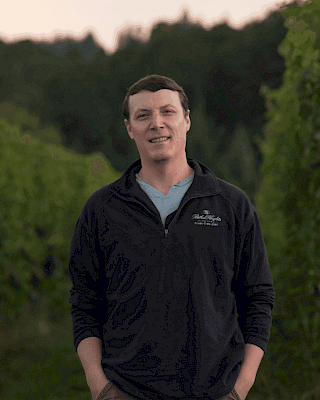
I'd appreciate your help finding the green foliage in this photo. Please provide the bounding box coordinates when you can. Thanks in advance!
[0,319,90,399]
[187,100,260,201]
[216,123,261,201]
[0,117,121,328]
[0,102,63,145]
[0,114,120,398]
[255,1,320,398]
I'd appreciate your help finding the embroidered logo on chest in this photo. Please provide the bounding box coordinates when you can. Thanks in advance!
[191,209,221,226]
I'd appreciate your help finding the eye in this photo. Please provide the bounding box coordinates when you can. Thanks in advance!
[163,109,174,114]
[137,113,148,119]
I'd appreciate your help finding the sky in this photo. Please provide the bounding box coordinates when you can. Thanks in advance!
[0,0,298,53]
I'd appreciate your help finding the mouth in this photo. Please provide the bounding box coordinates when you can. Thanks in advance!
[149,136,171,143]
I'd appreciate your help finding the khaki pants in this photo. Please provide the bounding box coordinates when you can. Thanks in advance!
[95,381,242,400]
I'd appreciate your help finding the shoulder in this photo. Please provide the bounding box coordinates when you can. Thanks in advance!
[190,158,256,230]
[78,182,115,221]
[215,177,255,230]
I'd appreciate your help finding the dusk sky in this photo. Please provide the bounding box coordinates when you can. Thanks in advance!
[0,0,299,53]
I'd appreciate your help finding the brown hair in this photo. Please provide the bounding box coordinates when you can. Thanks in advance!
[123,74,189,120]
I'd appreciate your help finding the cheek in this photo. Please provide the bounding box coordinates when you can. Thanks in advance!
[132,125,146,138]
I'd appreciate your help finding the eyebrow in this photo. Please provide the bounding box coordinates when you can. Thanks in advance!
[135,108,150,114]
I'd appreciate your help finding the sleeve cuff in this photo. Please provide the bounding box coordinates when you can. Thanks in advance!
[244,335,269,353]
[74,330,102,351]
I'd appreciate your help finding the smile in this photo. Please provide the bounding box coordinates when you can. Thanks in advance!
[150,137,170,143]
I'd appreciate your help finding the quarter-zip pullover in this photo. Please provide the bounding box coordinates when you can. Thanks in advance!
[68,158,274,400]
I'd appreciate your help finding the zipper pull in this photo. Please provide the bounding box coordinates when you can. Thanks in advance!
[164,229,168,238]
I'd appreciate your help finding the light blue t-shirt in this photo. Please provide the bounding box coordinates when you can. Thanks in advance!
[135,171,194,226]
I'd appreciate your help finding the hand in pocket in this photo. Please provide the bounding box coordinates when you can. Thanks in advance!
[92,379,111,400]
[217,388,242,400]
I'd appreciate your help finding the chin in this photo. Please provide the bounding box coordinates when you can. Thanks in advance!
[149,154,171,164]
[152,158,170,165]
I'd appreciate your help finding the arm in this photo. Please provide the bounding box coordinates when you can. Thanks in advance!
[77,337,109,400]
[234,343,264,399]
[232,208,274,399]
[69,200,109,399]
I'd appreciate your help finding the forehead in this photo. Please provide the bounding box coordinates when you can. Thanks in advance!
[128,89,182,112]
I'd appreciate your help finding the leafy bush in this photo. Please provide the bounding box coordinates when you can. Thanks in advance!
[254,1,320,398]
[0,116,121,330]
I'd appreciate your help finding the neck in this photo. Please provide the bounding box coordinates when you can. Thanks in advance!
[138,156,193,195]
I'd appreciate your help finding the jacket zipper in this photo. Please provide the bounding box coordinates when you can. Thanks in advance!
[112,190,211,240]
[163,193,209,238]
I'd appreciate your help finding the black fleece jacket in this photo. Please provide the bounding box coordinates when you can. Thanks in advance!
[68,158,274,400]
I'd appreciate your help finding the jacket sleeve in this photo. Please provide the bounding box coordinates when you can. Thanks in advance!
[68,199,107,351]
[232,208,275,352]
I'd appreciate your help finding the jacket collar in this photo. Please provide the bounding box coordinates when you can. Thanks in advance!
[111,158,221,200]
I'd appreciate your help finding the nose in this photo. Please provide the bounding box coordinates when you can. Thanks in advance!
[150,112,164,130]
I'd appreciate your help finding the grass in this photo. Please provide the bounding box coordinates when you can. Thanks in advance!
[0,311,90,400]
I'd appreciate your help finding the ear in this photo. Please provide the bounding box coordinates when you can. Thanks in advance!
[185,109,191,132]
[125,119,134,139]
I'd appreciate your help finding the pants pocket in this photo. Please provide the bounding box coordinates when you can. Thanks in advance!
[95,381,113,400]
[230,388,242,400]
[95,381,137,400]
[217,388,242,400]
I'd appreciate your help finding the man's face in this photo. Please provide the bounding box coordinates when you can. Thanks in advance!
[125,89,191,164]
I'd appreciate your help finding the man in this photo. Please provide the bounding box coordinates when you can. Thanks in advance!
[68,74,275,400]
